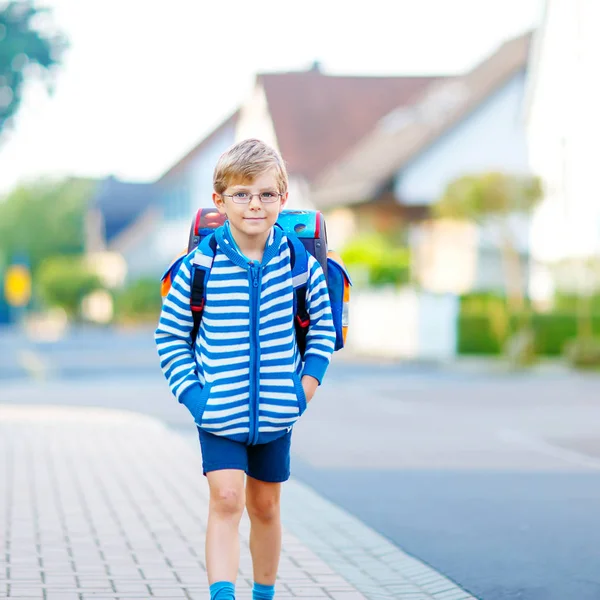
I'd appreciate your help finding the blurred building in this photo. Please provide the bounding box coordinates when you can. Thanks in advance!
[525,0,600,299]
[88,31,535,358]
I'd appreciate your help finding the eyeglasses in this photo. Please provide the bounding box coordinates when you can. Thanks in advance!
[221,192,282,204]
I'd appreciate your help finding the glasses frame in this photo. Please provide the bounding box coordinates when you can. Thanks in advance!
[221,192,283,204]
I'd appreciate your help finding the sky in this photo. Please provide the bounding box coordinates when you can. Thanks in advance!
[0,0,543,195]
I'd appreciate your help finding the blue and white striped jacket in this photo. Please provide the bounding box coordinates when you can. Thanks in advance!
[155,223,336,445]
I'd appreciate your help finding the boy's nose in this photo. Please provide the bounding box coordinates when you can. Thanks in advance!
[248,195,262,209]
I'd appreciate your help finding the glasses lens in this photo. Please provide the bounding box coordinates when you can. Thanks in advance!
[260,193,279,203]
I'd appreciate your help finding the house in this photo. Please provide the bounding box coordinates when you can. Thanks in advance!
[311,31,533,295]
[525,0,600,300]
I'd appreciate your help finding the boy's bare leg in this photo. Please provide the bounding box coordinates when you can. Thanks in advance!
[245,476,282,585]
[205,469,246,584]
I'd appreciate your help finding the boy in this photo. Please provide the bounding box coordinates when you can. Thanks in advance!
[155,138,336,600]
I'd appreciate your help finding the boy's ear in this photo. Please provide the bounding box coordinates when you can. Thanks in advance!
[279,192,289,212]
[213,192,226,214]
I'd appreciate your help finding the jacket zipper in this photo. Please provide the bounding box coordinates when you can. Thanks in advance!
[248,262,261,445]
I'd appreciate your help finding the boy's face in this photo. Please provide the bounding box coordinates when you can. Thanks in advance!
[212,168,288,244]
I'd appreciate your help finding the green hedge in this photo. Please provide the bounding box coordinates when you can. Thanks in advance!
[458,312,600,356]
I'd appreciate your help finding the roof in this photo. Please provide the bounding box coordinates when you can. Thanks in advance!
[91,177,158,243]
[259,69,444,181]
[158,110,239,181]
[310,31,533,208]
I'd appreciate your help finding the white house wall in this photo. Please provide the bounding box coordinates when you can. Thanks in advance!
[152,122,237,270]
[395,71,530,207]
[527,0,600,265]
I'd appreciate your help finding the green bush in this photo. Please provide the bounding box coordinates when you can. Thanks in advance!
[37,255,103,319]
[457,315,502,354]
[554,293,600,313]
[114,278,162,323]
[341,234,410,288]
[458,310,600,356]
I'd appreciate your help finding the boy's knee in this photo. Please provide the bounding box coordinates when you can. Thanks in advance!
[211,487,245,517]
[246,493,280,523]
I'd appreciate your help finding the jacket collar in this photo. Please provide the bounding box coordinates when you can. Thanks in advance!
[215,221,283,269]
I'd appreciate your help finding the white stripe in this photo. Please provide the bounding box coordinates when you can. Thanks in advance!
[259,307,293,325]
[209,367,250,382]
[260,348,295,361]
[209,278,249,288]
[259,364,291,373]
[259,403,298,415]
[259,425,292,432]
[157,322,190,338]
[203,403,249,419]
[260,415,298,424]
[260,279,290,298]
[193,254,214,268]
[212,265,245,275]
[262,264,289,286]
[204,304,249,315]
[292,271,309,287]
[261,333,294,349]
[163,296,192,319]
[169,285,192,306]
[162,312,193,328]
[156,338,189,352]
[304,348,334,360]
[260,378,294,388]
[202,316,249,327]
[206,426,249,436]
[200,353,249,368]
[209,292,248,302]
[202,329,249,341]
[201,342,250,355]
[175,379,196,398]
[202,416,249,428]
[260,291,293,312]
[210,380,249,393]
[260,322,292,337]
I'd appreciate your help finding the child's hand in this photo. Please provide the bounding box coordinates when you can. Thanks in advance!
[301,375,319,404]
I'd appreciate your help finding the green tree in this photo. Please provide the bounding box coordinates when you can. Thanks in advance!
[433,172,543,364]
[37,255,102,319]
[114,278,163,324]
[0,177,98,275]
[0,1,67,134]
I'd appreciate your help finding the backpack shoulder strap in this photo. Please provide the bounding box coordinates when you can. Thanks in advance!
[286,233,311,357]
[287,233,309,288]
[190,233,217,344]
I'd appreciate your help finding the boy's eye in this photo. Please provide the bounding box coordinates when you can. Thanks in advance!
[261,192,276,198]
[234,192,249,198]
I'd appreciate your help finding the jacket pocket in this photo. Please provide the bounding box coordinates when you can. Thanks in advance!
[194,381,212,425]
[292,372,307,416]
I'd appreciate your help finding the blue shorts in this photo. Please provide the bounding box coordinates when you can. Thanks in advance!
[197,428,292,483]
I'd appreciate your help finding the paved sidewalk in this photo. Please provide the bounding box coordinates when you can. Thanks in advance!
[0,406,477,600]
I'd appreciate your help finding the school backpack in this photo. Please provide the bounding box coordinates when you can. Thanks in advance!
[160,208,351,358]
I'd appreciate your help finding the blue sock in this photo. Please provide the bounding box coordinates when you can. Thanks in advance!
[210,581,235,600]
[253,582,275,600]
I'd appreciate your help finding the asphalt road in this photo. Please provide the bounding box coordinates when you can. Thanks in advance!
[2,327,600,600]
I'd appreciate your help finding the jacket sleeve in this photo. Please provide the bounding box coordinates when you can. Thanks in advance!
[301,255,336,384]
[154,253,205,416]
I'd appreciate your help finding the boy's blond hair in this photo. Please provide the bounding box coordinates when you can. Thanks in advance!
[213,138,288,195]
